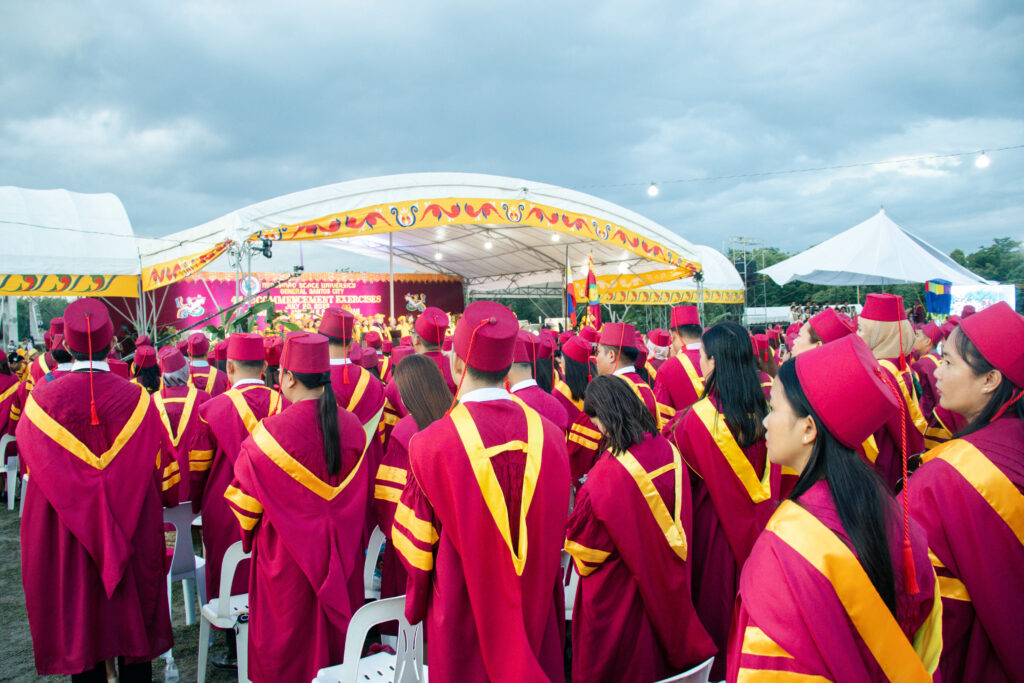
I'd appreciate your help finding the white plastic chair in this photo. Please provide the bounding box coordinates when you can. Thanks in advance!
[655,657,714,683]
[164,505,207,626]
[19,473,27,517]
[562,552,579,622]
[364,526,386,601]
[312,596,424,683]
[2,434,16,511]
[198,541,251,683]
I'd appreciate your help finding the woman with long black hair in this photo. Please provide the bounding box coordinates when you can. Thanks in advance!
[372,354,453,601]
[226,333,369,683]
[908,302,1024,681]
[666,321,775,679]
[728,335,940,681]
[565,376,714,682]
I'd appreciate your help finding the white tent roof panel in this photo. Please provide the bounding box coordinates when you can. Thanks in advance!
[0,186,139,275]
[760,209,992,287]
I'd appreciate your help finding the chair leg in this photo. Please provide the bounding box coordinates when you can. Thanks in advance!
[5,467,15,511]
[197,618,210,683]
[182,578,197,626]
[19,475,27,517]
[236,623,249,683]
[167,575,175,623]
[195,565,208,606]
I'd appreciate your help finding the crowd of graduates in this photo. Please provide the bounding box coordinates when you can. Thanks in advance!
[0,291,1020,682]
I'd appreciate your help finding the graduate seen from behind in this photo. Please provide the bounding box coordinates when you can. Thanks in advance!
[565,375,715,683]
[393,300,571,682]
[728,335,941,682]
[908,301,1024,681]
[17,298,178,682]
[225,332,369,683]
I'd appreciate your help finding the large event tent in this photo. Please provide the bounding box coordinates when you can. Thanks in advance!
[136,173,742,330]
[760,208,992,287]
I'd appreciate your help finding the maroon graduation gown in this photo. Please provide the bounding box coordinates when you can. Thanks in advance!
[227,400,368,683]
[869,360,927,492]
[908,415,1024,681]
[912,352,941,420]
[512,381,569,433]
[16,372,177,674]
[728,481,940,682]
[372,413,417,599]
[379,377,409,450]
[566,435,715,682]
[328,360,386,521]
[654,348,704,413]
[153,384,212,503]
[189,363,229,396]
[423,349,458,395]
[395,397,571,682]
[193,382,282,596]
[669,394,778,680]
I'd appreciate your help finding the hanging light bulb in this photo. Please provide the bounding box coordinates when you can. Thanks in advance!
[551,233,561,242]
[647,182,659,197]
[435,250,443,261]
[618,261,630,273]
[484,238,493,250]
[976,152,991,168]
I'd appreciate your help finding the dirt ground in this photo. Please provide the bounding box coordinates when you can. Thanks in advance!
[0,502,237,682]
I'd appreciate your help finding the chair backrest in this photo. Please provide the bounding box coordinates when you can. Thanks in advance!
[0,434,15,464]
[656,657,714,683]
[217,541,252,619]
[339,596,423,682]
[364,526,386,600]
[162,505,200,577]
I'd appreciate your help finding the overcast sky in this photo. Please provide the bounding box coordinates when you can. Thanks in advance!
[2,0,1022,273]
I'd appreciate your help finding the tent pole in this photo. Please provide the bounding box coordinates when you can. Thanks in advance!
[389,232,395,326]
[857,285,860,305]
[562,244,567,324]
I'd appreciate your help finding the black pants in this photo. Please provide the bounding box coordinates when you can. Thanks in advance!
[72,658,153,683]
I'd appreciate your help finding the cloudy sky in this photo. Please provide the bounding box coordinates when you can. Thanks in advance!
[2,0,1022,273]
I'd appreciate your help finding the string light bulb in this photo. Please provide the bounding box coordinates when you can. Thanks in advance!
[484,238,493,250]
[976,152,991,168]
[647,182,659,197]
[551,233,561,242]
[435,250,443,261]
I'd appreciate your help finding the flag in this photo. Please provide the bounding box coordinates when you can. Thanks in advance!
[566,261,577,327]
[587,253,601,329]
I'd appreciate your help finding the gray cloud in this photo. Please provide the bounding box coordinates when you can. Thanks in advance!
[1,0,1021,273]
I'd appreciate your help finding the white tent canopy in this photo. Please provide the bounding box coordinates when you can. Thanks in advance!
[141,173,706,292]
[760,209,992,287]
[0,186,139,278]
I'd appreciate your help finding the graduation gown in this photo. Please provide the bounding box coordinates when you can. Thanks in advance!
[227,400,368,683]
[868,360,928,491]
[424,349,458,395]
[669,394,778,680]
[565,435,715,682]
[908,415,1024,681]
[16,371,177,675]
[394,396,570,683]
[153,385,213,503]
[189,362,229,396]
[379,377,409,450]
[728,481,941,682]
[372,413,417,599]
[512,379,569,433]
[192,381,282,596]
[0,372,20,456]
[653,348,705,413]
[911,352,941,420]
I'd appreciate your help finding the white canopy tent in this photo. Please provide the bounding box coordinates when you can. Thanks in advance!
[760,209,992,287]
[137,173,713,325]
[0,186,141,346]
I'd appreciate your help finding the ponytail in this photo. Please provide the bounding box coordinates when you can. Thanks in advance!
[318,376,341,476]
[293,370,342,476]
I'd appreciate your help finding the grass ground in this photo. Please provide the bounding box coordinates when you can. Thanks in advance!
[0,502,237,682]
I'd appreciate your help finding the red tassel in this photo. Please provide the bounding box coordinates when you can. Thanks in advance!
[990,388,1024,423]
[343,362,350,384]
[86,313,99,426]
[902,540,920,594]
[446,318,493,415]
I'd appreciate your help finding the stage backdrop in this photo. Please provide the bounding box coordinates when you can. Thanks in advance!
[106,271,464,335]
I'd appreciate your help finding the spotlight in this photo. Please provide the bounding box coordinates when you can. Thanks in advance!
[976,152,991,169]
[647,182,659,197]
